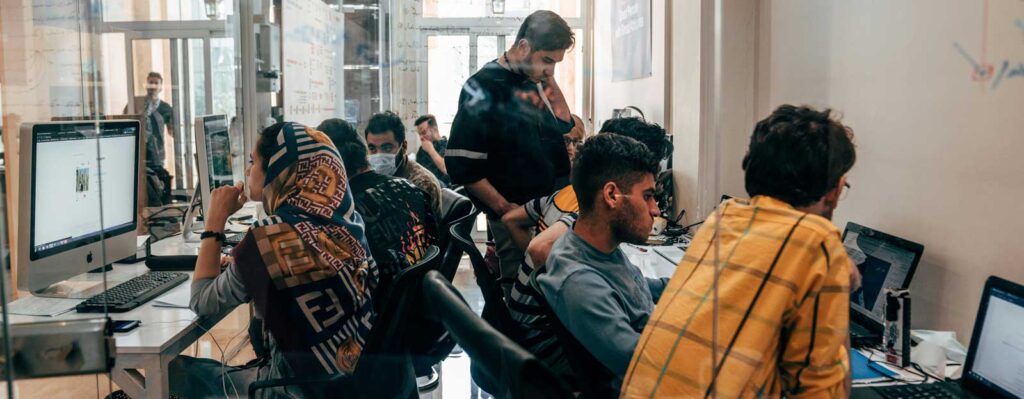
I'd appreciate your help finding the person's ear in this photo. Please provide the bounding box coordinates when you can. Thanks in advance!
[515,39,531,56]
[601,182,620,209]
[822,175,846,209]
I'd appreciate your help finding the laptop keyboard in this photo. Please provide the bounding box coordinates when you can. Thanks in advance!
[872,384,958,399]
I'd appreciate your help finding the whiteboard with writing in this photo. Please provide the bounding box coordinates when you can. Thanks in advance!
[756,0,1024,341]
[282,0,344,126]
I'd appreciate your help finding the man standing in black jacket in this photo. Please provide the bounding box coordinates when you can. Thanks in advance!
[446,10,576,299]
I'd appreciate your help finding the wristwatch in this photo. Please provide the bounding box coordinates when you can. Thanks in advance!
[200,231,226,242]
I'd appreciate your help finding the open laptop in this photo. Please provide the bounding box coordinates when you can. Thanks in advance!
[853,276,1024,399]
[842,223,925,346]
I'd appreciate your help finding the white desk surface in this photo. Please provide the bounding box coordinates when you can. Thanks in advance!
[8,203,259,354]
[8,237,212,355]
[621,243,686,279]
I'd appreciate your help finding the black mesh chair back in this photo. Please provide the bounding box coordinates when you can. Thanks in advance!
[421,271,571,399]
[447,211,524,341]
[439,204,481,281]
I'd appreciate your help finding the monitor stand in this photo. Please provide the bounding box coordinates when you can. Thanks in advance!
[181,189,205,243]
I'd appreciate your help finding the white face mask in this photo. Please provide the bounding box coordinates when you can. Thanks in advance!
[368,153,398,176]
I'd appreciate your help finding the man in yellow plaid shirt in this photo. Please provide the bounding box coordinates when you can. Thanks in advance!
[622,105,861,398]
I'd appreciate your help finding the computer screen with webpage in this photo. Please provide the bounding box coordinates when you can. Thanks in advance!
[31,123,137,259]
[970,287,1024,397]
[202,116,233,190]
[843,225,921,324]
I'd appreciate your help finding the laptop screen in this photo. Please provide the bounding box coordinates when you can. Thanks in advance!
[842,223,923,326]
[968,285,1024,397]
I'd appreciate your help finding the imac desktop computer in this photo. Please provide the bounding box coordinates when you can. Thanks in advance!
[182,115,245,243]
[17,121,141,298]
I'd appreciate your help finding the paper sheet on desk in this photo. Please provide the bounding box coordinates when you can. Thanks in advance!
[6,296,79,317]
[152,285,191,309]
[653,246,685,264]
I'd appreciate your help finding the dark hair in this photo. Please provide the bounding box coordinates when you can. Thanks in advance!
[515,10,575,52]
[147,71,163,83]
[414,114,437,128]
[365,111,406,143]
[742,105,857,208]
[257,122,288,172]
[599,117,672,161]
[572,134,659,214]
[317,118,369,173]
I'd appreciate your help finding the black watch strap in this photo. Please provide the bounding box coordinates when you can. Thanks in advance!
[201,231,226,242]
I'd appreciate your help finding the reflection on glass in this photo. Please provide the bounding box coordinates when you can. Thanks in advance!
[428,36,471,137]
[422,0,581,18]
[102,0,235,22]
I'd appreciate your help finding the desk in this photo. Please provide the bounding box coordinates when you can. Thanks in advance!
[621,243,687,279]
[7,204,258,399]
[852,347,963,388]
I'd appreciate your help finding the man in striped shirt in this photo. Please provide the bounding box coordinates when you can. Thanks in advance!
[623,105,860,398]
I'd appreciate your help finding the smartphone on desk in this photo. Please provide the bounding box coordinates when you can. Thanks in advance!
[112,320,141,333]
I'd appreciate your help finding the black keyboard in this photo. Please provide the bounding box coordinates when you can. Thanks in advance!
[871,383,959,399]
[76,272,189,313]
[224,232,244,246]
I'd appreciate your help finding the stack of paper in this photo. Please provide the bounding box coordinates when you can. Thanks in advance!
[152,286,191,309]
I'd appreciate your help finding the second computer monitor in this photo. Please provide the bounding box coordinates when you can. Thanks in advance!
[194,115,235,218]
[842,222,925,328]
[17,120,140,295]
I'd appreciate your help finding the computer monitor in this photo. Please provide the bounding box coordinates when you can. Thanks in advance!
[17,121,140,297]
[842,222,925,330]
[194,115,235,218]
[962,276,1024,398]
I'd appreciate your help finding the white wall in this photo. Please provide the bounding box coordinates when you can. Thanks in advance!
[728,0,1024,340]
[592,0,666,127]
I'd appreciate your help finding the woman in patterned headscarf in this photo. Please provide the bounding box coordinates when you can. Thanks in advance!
[166,122,378,398]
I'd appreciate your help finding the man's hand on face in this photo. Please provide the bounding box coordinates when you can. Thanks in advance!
[420,137,436,154]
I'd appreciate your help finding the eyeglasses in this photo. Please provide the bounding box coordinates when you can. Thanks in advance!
[841,181,851,200]
[564,137,583,146]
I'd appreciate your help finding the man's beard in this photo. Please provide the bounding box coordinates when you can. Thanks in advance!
[610,205,649,245]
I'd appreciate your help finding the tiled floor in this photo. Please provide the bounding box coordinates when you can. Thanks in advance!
[1,253,491,399]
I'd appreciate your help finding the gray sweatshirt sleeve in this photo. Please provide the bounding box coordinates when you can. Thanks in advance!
[190,263,250,316]
[538,269,639,378]
[647,277,670,303]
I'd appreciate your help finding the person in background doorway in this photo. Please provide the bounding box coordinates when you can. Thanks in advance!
[414,114,450,187]
[446,10,577,299]
[125,71,175,204]
[365,111,443,217]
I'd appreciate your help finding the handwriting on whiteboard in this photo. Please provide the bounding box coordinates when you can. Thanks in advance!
[954,19,1024,91]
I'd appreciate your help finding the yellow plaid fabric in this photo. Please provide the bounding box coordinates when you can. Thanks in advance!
[622,196,852,398]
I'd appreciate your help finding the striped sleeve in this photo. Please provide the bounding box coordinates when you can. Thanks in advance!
[780,234,851,398]
[525,191,558,228]
[446,80,492,185]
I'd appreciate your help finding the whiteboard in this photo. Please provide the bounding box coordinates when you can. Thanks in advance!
[282,0,345,126]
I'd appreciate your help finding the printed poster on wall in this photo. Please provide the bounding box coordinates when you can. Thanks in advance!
[611,0,652,81]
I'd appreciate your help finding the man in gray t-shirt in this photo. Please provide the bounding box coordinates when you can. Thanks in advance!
[535,134,666,388]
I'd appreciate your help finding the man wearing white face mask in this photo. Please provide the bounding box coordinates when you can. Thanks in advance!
[364,111,442,216]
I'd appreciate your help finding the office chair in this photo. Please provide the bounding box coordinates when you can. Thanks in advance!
[421,271,571,399]
[439,205,481,281]
[528,268,620,398]
[437,189,474,277]
[249,246,440,399]
[448,211,524,341]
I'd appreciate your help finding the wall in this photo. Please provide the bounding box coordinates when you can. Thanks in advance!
[592,0,666,127]
[727,0,1024,340]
